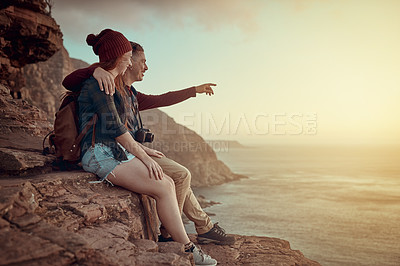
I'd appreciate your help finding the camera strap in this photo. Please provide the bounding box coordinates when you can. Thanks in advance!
[137,112,144,129]
[131,91,145,130]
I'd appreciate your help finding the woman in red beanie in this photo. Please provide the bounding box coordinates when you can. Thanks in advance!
[78,29,217,265]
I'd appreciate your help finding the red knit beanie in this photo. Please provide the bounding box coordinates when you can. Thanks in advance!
[86,29,132,62]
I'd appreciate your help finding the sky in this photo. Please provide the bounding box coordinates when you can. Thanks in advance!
[52,0,400,146]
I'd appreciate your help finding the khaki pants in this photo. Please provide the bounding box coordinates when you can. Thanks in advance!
[152,156,213,235]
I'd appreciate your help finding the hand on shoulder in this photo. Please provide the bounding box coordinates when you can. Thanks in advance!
[93,67,116,95]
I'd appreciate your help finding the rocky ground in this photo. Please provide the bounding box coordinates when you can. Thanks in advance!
[0,170,320,265]
[192,235,320,266]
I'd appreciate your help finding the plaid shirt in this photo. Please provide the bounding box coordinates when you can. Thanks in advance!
[124,86,141,138]
[78,77,137,160]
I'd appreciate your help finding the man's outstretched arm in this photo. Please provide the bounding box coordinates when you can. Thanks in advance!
[137,83,215,111]
[64,65,216,109]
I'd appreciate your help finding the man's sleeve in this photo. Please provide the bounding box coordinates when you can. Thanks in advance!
[137,87,197,111]
[62,66,97,92]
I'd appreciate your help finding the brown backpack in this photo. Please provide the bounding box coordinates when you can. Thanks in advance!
[43,91,97,169]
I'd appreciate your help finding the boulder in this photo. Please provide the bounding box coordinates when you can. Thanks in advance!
[0,0,63,92]
[0,84,52,175]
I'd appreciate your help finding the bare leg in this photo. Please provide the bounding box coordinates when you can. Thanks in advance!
[106,157,190,244]
[153,156,213,234]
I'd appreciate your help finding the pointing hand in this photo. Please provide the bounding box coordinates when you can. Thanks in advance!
[195,83,216,96]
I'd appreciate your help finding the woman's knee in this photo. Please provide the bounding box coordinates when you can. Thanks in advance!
[151,175,175,199]
[163,175,176,193]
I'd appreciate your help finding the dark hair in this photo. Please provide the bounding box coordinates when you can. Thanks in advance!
[130,42,144,55]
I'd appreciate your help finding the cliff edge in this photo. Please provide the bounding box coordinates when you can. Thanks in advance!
[0,172,320,265]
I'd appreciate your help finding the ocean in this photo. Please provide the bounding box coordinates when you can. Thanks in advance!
[186,144,400,265]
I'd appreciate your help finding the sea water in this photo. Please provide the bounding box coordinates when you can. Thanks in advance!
[186,144,400,265]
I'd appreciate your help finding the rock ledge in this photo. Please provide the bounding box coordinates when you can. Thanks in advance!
[0,171,320,265]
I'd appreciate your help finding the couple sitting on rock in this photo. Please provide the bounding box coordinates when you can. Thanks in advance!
[63,28,234,266]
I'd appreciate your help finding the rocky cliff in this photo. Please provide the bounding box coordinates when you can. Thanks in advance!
[21,46,76,121]
[0,0,62,95]
[0,172,320,265]
[0,84,53,176]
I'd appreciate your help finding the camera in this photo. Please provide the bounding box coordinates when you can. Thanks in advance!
[135,128,154,143]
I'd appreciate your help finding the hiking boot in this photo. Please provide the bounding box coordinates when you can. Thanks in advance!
[192,245,217,266]
[197,222,235,245]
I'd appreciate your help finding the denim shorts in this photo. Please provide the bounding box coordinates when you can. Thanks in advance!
[81,143,135,182]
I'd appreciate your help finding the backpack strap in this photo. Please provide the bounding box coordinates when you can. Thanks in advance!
[42,130,55,155]
[91,114,97,147]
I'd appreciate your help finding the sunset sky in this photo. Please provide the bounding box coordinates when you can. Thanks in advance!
[52,0,400,145]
